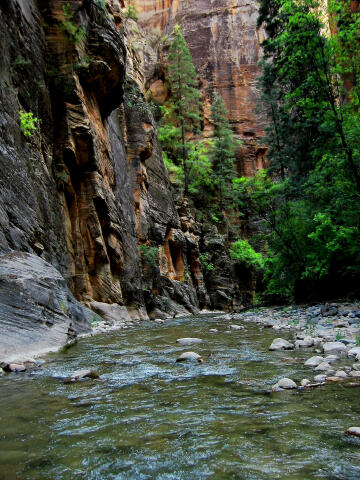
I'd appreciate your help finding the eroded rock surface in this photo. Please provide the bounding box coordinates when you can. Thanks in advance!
[0,252,92,362]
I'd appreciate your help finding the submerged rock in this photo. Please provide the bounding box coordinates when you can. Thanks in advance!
[269,338,294,351]
[65,370,100,383]
[176,338,203,345]
[176,352,203,363]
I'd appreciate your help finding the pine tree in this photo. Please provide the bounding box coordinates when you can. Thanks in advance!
[160,25,201,196]
[210,93,237,210]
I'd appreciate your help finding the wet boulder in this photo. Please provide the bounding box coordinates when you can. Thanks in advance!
[176,352,203,363]
[269,338,294,351]
[272,378,297,391]
[346,427,360,437]
[322,342,347,355]
[65,369,100,383]
[305,356,324,367]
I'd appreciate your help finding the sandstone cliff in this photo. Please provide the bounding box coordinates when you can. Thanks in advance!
[137,0,267,176]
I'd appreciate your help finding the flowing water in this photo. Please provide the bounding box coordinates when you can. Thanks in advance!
[1,314,360,480]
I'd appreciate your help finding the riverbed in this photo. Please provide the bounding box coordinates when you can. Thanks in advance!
[1,314,360,479]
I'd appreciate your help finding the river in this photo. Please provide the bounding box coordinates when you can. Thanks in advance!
[1,314,360,479]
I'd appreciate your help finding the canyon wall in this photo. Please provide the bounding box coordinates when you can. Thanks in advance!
[137,0,267,176]
[0,0,258,362]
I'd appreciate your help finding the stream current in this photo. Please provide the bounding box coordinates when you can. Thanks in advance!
[1,314,360,479]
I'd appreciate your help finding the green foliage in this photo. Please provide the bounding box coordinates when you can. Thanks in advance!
[139,245,158,270]
[60,3,86,45]
[13,55,31,67]
[199,253,215,273]
[19,110,38,138]
[335,331,345,340]
[158,25,202,196]
[247,0,360,298]
[356,334,360,347]
[229,239,264,271]
[210,93,238,209]
[125,1,138,21]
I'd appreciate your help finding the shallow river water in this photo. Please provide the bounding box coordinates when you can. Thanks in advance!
[1,314,360,480]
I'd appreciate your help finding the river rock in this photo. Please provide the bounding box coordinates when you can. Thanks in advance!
[346,427,360,437]
[71,369,100,380]
[305,356,324,367]
[324,355,339,364]
[326,376,345,382]
[4,363,26,372]
[352,363,360,371]
[349,371,360,378]
[335,370,348,378]
[209,329,218,333]
[323,342,347,355]
[314,374,327,383]
[230,324,244,330]
[176,352,203,363]
[348,347,360,357]
[295,336,314,348]
[315,362,334,373]
[272,378,297,391]
[300,378,311,387]
[269,338,294,351]
[176,338,203,345]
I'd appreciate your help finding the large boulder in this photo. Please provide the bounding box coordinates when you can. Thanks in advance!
[323,342,347,355]
[0,252,93,362]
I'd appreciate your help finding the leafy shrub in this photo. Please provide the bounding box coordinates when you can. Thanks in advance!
[125,4,138,21]
[60,3,86,45]
[139,245,158,269]
[229,239,264,271]
[199,253,215,273]
[19,110,38,138]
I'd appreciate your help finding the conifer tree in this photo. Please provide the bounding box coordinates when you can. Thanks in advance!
[210,93,237,210]
[161,24,201,196]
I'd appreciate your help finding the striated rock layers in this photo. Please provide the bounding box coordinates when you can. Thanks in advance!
[0,0,256,360]
[137,0,267,176]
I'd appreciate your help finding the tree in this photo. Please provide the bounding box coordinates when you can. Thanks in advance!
[159,25,202,196]
[243,0,360,299]
[209,93,238,209]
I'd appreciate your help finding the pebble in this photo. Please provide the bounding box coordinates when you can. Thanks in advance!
[269,338,294,351]
[176,352,203,363]
[176,338,203,345]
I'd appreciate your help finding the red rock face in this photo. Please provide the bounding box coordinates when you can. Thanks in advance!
[137,0,267,176]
